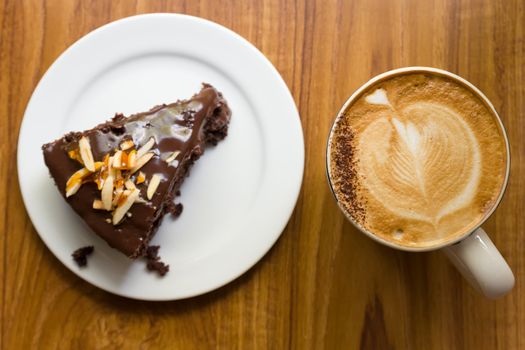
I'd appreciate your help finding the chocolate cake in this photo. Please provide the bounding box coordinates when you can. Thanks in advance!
[42,84,231,258]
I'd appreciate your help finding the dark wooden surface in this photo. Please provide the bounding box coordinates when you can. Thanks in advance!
[1,0,524,349]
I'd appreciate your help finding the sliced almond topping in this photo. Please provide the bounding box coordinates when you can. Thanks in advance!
[147,174,162,200]
[165,151,180,163]
[79,136,95,172]
[136,137,155,159]
[93,199,105,210]
[94,176,104,190]
[65,167,92,197]
[134,196,147,204]
[64,162,103,197]
[130,152,154,174]
[68,149,83,164]
[120,139,134,151]
[117,190,132,207]
[115,169,123,182]
[127,150,137,168]
[120,151,129,168]
[101,174,114,210]
[112,187,124,207]
[115,180,124,192]
[66,181,81,197]
[125,179,136,190]
[136,172,146,184]
[112,189,140,225]
[112,150,123,168]
[107,156,114,171]
[94,161,104,171]
[66,167,91,186]
[65,134,159,218]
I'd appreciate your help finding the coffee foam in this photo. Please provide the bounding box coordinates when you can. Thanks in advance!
[329,73,507,248]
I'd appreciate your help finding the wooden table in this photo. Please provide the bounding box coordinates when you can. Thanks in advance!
[1,0,523,348]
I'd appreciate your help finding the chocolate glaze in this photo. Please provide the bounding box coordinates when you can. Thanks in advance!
[42,84,231,258]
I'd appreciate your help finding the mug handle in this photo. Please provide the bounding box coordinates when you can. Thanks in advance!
[443,227,514,298]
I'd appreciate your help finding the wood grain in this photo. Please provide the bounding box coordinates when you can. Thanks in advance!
[1,0,524,349]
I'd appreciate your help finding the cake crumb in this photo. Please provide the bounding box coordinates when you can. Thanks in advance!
[146,260,170,276]
[72,246,94,267]
[145,245,160,260]
[163,192,183,217]
[145,245,169,276]
[165,202,183,217]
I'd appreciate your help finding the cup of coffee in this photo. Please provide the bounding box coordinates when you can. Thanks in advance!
[326,67,514,298]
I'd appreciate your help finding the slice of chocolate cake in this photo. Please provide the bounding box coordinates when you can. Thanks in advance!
[42,84,231,258]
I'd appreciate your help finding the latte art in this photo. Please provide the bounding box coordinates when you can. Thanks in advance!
[359,99,481,229]
[329,73,507,247]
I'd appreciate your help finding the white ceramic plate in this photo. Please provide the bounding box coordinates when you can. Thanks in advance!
[17,14,304,300]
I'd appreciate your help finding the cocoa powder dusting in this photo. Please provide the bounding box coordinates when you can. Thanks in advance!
[330,114,367,225]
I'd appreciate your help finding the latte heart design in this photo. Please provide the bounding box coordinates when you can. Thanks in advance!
[358,102,481,230]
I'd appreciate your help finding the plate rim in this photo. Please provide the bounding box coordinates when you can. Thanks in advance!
[17,13,304,300]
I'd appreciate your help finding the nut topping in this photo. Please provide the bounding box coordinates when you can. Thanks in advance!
[120,139,134,151]
[112,189,140,225]
[66,181,82,198]
[101,173,114,210]
[136,172,146,184]
[165,151,180,163]
[127,150,137,168]
[130,152,154,174]
[112,150,123,168]
[135,196,147,204]
[66,167,92,197]
[65,138,157,225]
[93,199,104,210]
[78,136,95,172]
[147,174,162,200]
[68,149,83,164]
[136,137,155,159]
[112,187,124,207]
[125,179,136,190]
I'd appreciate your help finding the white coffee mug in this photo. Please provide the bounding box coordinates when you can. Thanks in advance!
[326,67,514,299]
